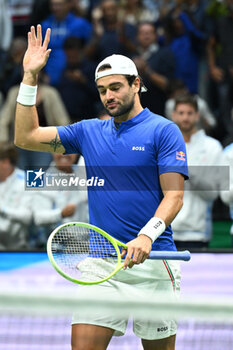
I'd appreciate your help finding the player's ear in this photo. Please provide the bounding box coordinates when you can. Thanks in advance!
[133,77,141,93]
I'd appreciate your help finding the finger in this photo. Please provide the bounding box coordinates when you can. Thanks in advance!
[31,26,36,44]
[121,248,127,258]
[123,247,133,269]
[45,49,52,59]
[27,32,32,47]
[37,24,42,47]
[132,250,143,264]
[43,28,51,50]
[141,253,149,264]
[128,261,134,269]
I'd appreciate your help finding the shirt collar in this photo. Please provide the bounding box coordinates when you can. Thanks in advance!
[111,108,150,130]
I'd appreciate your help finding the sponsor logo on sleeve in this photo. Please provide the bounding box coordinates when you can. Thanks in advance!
[176,151,186,161]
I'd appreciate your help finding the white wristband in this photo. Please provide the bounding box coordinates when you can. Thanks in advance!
[138,217,166,243]
[16,83,37,106]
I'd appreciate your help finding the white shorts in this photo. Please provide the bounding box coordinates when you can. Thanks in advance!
[72,258,181,340]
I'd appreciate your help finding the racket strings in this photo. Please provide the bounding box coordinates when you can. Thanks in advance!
[51,225,118,282]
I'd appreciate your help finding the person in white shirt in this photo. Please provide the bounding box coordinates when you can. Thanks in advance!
[32,153,88,248]
[171,95,223,249]
[165,79,216,132]
[0,142,32,249]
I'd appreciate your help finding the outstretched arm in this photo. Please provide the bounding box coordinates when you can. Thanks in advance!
[14,25,65,153]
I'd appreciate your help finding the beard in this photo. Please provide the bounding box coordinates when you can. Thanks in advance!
[105,97,135,118]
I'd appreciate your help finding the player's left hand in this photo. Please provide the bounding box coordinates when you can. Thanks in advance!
[122,235,152,269]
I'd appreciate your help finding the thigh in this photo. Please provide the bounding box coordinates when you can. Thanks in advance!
[142,334,176,350]
[72,258,129,336]
[72,323,114,350]
[132,260,180,340]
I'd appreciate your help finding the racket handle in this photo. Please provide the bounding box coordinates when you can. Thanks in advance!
[148,250,191,261]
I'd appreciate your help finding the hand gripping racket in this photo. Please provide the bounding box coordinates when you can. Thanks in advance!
[47,222,191,285]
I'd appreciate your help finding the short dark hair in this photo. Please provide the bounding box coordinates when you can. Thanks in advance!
[174,94,198,112]
[0,143,18,166]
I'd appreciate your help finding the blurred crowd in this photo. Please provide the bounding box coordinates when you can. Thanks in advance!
[0,0,233,250]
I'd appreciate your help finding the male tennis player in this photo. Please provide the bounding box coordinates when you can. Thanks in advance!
[15,25,188,350]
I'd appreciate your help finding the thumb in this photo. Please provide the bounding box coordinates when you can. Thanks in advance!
[45,49,52,59]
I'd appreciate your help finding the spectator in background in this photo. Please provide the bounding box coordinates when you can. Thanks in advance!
[0,37,27,98]
[85,0,136,61]
[165,79,216,132]
[70,0,90,18]
[133,22,175,116]
[171,95,223,249]
[8,0,33,37]
[206,0,233,142]
[32,153,88,248]
[58,36,100,122]
[118,0,157,26]
[164,0,207,95]
[220,143,233,246]
[41,0,92,85]
[0,143,32,250]
[0,72,70,169]
[184,0,211,99]
[144,0,174,21]
[0,0,13,69]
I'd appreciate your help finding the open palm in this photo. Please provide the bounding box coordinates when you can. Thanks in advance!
[23,25,51,75]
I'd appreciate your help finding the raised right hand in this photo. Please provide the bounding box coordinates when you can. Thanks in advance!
[23,25,51,77]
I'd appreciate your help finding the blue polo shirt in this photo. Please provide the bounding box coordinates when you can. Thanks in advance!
[57,108,188,251]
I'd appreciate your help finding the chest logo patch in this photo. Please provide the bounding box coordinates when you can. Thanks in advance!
[132,146,145,151]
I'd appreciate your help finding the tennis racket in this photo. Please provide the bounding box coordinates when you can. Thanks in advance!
[47,222,191,285]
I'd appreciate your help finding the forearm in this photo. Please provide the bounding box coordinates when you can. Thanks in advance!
[14,25,64,153]
[14,71,38,145]
[154,191,183,227]
[138,191,183,243]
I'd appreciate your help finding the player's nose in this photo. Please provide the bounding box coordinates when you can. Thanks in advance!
[106,89,115,100]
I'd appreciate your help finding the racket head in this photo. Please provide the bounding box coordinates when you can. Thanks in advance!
[47,222,124,285]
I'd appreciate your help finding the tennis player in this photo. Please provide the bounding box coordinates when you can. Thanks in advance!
[15,25,188,350]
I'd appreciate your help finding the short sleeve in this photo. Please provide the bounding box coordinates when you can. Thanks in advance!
[57,122,84,155]
[157,123,189,179]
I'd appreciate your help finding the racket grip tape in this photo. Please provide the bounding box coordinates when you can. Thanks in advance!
[148,250,191,261]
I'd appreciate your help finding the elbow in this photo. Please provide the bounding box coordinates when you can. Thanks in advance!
[14,133,23,148]
[14,134,29,149]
